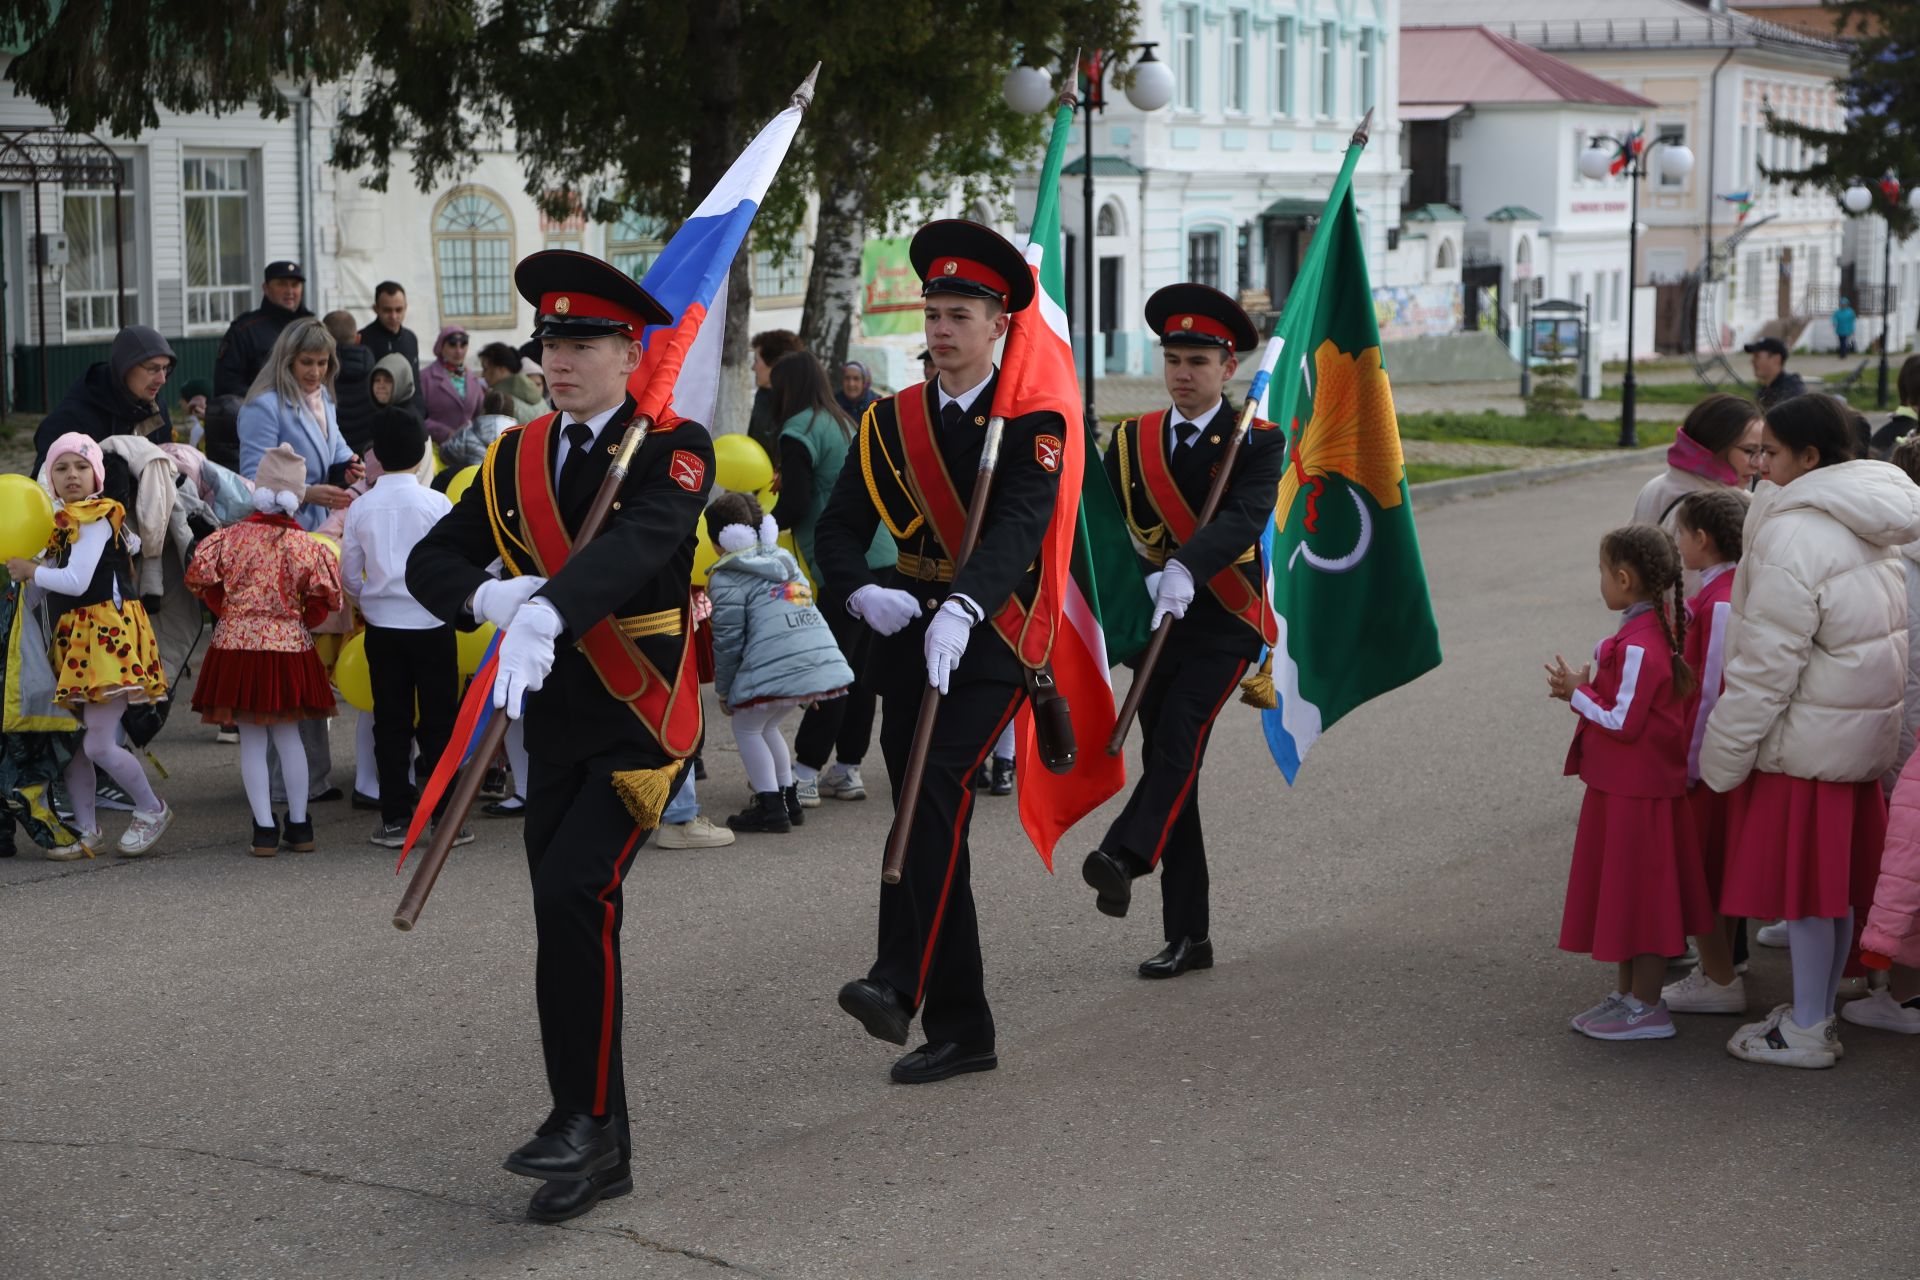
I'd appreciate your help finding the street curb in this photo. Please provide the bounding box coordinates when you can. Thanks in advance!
[1410,445,1667,511]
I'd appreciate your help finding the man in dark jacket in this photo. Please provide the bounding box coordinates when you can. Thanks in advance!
[1745,336,1807,410]
[214,260,312,397]
[324,310,379,453]
[31,324,176,474]
[359,280,420,375]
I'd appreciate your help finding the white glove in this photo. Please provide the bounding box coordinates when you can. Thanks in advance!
[923,599,973,695]
[472,575,549,630]
[493,598,563,719]
[848,584,923,637]
[1151,560,1195,631]
[1144,571,1163,599]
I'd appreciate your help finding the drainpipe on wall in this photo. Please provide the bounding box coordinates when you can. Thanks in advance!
[287,86,314,309]
[1705,49,1733,285]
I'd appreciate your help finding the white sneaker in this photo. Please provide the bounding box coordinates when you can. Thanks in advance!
[818,763,867,801]
[47,828,102,861]
[1755,920,1790,948]
[655,815,736,850]
[1728,1003,1837,1069]
[1840,989,1920,1034]
[793,774,822,808]
[1662,966,1748,1014]
[118,801,173,856]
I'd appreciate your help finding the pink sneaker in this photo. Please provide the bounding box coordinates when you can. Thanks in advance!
[1568,992,1627,1032]
[1580,998,1676,1041]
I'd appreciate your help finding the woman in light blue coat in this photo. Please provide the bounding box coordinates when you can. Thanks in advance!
[238,318,362,531]
[705,492,855,834]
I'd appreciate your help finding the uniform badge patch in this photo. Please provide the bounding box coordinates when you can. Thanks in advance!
[670,450,706,492]
[1034,434,1062,472]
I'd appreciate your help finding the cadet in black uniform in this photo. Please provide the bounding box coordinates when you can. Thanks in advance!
[815,220,1064,1084]
[1081,284,1285,979]
[406,250,713,1222]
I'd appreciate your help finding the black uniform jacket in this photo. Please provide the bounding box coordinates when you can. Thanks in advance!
[214,299,314,397]
[406,396,713,767]
[814,374,1064,700]
[1105,396,1285,662]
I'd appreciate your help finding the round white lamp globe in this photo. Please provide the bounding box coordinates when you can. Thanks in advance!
[1578,146,1614,182]
[1124,50,1175,112]
[1842,184,1873,214]
[1658,145,1695,181]
[1002,65,1054,116]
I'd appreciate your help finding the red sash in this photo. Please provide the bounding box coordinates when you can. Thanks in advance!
[894,383,1057,668]
[1135,410,1278,645]
[507,413,704,759]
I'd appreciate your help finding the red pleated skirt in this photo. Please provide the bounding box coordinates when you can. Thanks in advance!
[191,646,336,724]
[1687,781,1735,904]
[1718,771,1885,922]
[1560,787,1716,963]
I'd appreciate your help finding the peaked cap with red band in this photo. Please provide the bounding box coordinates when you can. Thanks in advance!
[1145,282,1258,352]
[515,248,673,340]
[909,219,1035,314]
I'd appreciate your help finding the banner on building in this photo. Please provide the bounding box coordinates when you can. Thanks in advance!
[1371,284,1462,342]
[860,236,922,337]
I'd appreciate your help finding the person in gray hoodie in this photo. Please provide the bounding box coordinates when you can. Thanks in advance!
[705,491,855,834]
[31,324,176,475]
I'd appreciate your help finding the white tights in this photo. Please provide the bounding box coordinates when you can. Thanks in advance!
[239,722,308,826]
[64,697,162,831]
[1786,912,1856,1029]
[730,705,794,794]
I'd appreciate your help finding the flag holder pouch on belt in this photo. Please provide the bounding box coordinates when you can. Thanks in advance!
[1023,662,1075,774]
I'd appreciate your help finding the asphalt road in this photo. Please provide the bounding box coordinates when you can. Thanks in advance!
[5,462,1915,1279]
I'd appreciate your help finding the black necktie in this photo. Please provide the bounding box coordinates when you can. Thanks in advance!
[941,399,966,432]
[558,421,594,494]
[1170,421,1197,457]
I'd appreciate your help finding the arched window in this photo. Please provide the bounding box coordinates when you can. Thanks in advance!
[608,209,668,280]
[1096,200,1122,237]
[1515,236,1532,276]
[432,186,515,325]
[1436,239,1456,269]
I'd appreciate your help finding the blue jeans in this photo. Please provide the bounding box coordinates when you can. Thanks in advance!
[663,772,698,825]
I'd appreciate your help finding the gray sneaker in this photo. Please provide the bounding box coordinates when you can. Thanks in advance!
[818,764,867,801]
[369,821,409,849]
[793,774,822,808]
[430,823,476,848]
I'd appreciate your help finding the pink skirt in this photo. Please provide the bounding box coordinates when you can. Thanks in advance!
[1559,787,1716,963]
[1687,782,1735,905]
[1719,771,1885,922]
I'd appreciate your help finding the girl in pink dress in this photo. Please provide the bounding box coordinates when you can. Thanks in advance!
[1661,488,1752,1014]
[185,444,344,856]
[1548,524,1715,1041]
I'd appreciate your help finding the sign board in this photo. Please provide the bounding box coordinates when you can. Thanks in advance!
[860,236,922,337]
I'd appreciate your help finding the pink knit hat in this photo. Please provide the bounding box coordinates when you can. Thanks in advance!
[253,443,309,503]
[44,432,104,496]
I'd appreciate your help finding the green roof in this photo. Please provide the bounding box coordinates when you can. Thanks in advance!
[1405,203,1466,223]
[1487,205,1543,222]
[1260,197,1323,221]
[1062,155,1143,176]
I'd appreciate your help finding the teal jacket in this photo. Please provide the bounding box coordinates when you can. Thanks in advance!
[779,406,891,585]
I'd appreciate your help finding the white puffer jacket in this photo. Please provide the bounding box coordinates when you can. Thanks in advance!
[1700,461,1920,791]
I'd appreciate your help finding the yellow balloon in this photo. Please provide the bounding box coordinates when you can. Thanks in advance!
[308,532,341,559]
[712,433,772,493]
[334,631,374,713]
[0,473,55,559]
[457,622,498,676]
[691,521,720,587]
[445,465,479,506]
[755,484,779,514]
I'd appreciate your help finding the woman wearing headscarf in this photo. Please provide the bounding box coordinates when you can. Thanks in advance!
[834,360,881,420]
[420,324,483,444]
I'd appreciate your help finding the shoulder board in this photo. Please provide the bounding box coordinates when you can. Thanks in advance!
[1251,416,1280,432]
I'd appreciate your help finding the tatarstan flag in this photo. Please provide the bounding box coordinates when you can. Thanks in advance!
[1002,93,1153,866]
[1253,126,1441,783]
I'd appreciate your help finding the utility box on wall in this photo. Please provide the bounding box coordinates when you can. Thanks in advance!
[34,232,68,267]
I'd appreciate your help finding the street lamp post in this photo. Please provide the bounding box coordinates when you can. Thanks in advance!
[1580,135,1695,447]
[1841,178,1920,409]
[1005,45,1172,431]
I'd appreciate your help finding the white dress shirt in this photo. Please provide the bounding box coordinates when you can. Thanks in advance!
[936,369,996,417]
[1167,400,1225,454]
[340,472,454,629]
[554,403,625,465]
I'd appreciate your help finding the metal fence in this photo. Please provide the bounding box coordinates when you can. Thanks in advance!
[11,335,220,413]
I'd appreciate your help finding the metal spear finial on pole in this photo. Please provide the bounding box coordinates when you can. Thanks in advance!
[792,62,822,112]
[1351,107,1375,150]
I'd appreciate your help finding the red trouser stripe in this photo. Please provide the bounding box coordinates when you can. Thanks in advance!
[591,824,646,1116]
[1148,660,1248,869]
[914,689,1025,1005]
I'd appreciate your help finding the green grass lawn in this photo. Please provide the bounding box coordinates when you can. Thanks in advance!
[1405,462,1509,485]
[1397,409,1672,450]
[1593,380,1894,413]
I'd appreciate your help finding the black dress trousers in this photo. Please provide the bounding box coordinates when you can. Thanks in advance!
[870,679,1026,1049]
[1099,651,1249,944]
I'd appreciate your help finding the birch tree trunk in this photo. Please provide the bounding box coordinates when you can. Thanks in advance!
[800,133,873,369]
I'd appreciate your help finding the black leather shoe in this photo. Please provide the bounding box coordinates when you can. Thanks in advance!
[782,783,805,826]
[503,1112,620,1181]
[311,786,345,803]
[969,762,992,791]
[249,817,280,858]
[351,789,382,812]
[727,792,791,834]
[890,1041,998,1084]
[527,1161,634,1223]
[1139,936,1214,979]
[1081,848,1135,918]
[282,818,316,852]
[989,757,1015,796]
[837,978,911,1045]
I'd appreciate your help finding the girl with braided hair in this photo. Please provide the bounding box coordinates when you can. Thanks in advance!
[1660,488,1755,1015]
[1547,523,1715,1041]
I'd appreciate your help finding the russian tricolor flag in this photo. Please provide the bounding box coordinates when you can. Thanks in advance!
[629,86,810,427]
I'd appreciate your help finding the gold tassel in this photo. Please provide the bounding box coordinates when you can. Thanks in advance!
[610,759,685,829]
[1239,651,1277,710]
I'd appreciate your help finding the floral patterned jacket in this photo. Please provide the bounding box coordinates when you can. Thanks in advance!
[185,514,344,653]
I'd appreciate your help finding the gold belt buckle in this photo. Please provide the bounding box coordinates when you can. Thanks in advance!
[914,554,938,582]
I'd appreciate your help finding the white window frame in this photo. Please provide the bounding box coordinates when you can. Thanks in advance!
[1273,17,1293,118]
[1611,270,1624,323]
[1316,22,1337,119]
[753,230,808,304]
[607,210,667,281]
[63,157,140,339]
[1356,29,1377,117]
[1226,10,1249,115]
[1174,4,1201,112]
[1187,228,1224,290]
[432,184,517,327]
[182,151,256,335]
